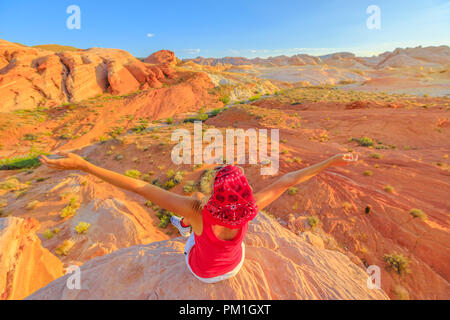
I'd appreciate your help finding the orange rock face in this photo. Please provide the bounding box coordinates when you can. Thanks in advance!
[0,40,177,111]
[0,217,63,300]
[143,50,177,66]
[27,212,389,300]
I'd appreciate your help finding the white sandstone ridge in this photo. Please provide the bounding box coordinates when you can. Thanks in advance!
[0,217,63,300]
[27,212,389,300]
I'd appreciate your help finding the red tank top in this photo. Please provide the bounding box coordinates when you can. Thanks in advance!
[188,210,248,278]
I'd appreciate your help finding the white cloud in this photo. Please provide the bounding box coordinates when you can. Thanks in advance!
[183,48,201,55]
[147,33,155,37]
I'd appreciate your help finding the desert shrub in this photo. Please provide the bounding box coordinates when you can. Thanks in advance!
[141,174,150,182]
[43,229,54,239]
[287,187,298,195]
[353,137,374,147]
[124,169,141,179]
[164,180,176,190]
[60,197,80,218]
[369,153,383,159]
[365,205,372,214]
[183,181,196,194]
[144,201,152,207]
[22,133,38,141]
[307,216,320,228]
[26,200,39,210]
[199,169,216,194]
[114,153,123,161]
[363,170,373,176]
[249,94,261,102]
[184,113,209,123]
[0,178,20,190]
[75,221,91,234]
[384,185,395,193]
[0,151,46,170]
[108,126,124,138]
[55,239,75,256]
[208,108,223,117]
[166,117,174,124]
[220,95,230,105]
[409,208,427,220]
[132,119,148,133]
[166,169,175,179]
[156,209,176,228]
[383,252,411,275]
[173,171,185,184]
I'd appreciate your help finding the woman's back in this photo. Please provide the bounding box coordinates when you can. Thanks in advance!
[188,210,248,278]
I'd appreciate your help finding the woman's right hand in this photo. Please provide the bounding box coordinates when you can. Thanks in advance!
[329,153,358,167]
[39,152,88,171]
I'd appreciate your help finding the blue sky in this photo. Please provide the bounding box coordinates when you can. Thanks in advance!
[0,0,448,59]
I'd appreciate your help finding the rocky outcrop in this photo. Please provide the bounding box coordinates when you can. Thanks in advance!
[0,40,177,111]
[27,212,389,300]
[144,49,176,66]
[0,217,63,300]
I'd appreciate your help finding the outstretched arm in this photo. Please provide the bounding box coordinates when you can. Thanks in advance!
[40,153,198,219]
[254,153,357,211]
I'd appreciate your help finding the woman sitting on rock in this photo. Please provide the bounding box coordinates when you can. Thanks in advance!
[40,152,356,283]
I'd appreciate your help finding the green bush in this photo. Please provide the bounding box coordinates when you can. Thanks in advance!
[369,153,383,159]
[0,151,46,170]
[55,239,75,256]
[287,187,298,195]
[124,169,141,179]
[409,208,427,220]
[307,216,320,228]
[156,209,176,228]
[353,137,374,147]
[183,181,196,194]
[75,221,91,234]
[220,95,230,105]
[383,252,411,275]
[60,197,80,218]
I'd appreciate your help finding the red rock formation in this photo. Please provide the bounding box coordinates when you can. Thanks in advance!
[27,212,389,300]
[0,40,178,111]
[0,217,63,300]
[143,49,176,66]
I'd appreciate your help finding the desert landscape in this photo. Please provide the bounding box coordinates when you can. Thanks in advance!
[0,38,449,300]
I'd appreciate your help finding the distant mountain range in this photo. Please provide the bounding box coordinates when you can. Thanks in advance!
[184,45,450,69]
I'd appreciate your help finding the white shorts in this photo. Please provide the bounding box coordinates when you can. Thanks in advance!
[184,233,245,284]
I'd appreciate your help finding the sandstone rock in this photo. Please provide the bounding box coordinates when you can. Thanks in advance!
[107,60,140,95]
[0,217,63,300]
[298,231,325,249]
[27,212,389,300]
[144,50,176,66]
[0,40,178,111]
